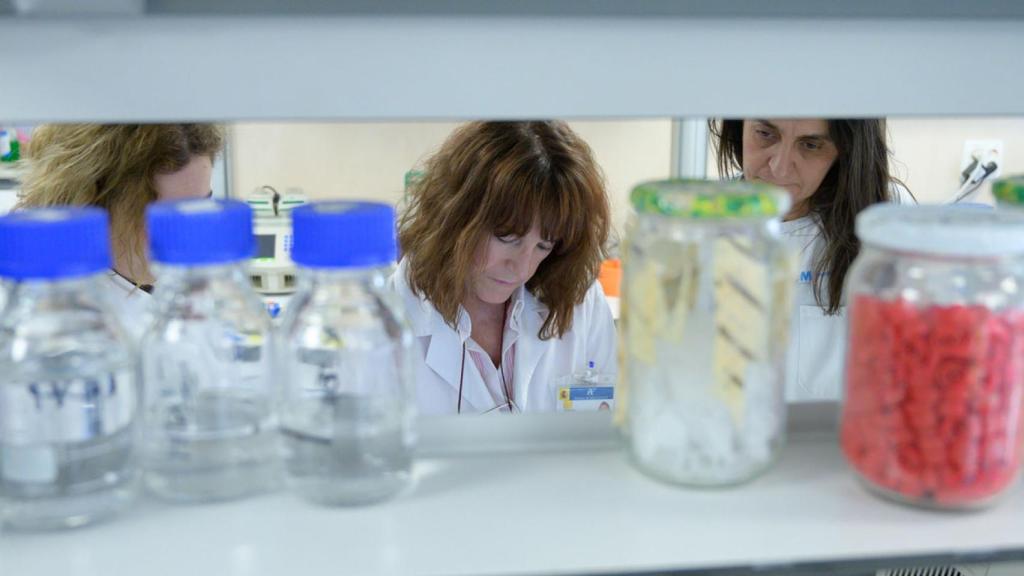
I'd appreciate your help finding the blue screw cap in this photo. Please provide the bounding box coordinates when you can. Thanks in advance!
[291,201,396,269]
[147,199,254,265]
[0,207,111,281]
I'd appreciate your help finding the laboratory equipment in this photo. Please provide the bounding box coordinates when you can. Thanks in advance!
[278,201,415,505]
[141,199,280,502]
[842,204,1024,509]
[622,179,795,486]
[247,185,306,319]
[0,128,20,162]
[0,207,139,530]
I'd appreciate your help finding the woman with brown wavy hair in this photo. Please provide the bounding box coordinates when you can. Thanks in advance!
[394,121,616,415]
[18,123,224,338]
[710,118,911,402]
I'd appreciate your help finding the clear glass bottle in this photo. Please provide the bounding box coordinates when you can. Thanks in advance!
[0,207,139,530]
[842,204,1024,510]
[278,201,415,505]
[622,179,795,486]
[141,199,279,502]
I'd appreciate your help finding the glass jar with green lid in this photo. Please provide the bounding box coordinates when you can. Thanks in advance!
[993,175,1024,209]
[622,179,796,486]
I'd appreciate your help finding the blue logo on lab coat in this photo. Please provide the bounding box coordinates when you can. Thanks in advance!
[798,270,829,284]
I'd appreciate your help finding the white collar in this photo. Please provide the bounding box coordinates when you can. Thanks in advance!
[389,258,555,411]
[392,258,545,341]
[780,214,820,237]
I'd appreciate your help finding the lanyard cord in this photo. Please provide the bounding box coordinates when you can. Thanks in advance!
[111,267,154,294]
[457,342,466,414]
[457,302,514,414]
[500,356,513,412]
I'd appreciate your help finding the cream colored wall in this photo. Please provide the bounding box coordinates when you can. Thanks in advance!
[231,117,1023,239]
[230,122,459,204]
[229,120,673,246]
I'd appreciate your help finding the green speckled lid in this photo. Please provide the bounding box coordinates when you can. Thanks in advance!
[630,179,790,219]
[993,175,1024,206]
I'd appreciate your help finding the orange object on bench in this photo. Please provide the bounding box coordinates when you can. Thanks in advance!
[598,258,621,297]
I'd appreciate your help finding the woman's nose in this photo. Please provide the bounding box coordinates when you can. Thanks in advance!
[506,246,531,275]
[768,146,793,179]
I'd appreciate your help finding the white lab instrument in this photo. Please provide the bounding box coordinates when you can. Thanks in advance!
[246,186,306,319]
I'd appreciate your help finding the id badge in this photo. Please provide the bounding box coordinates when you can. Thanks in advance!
[556,385,614,412]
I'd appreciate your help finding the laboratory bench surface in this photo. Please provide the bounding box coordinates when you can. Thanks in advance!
[3,405,1024,576]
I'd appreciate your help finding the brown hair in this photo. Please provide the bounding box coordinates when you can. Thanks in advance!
[710,118,904,315]
[399,121,610,339]
[18,123,224,276]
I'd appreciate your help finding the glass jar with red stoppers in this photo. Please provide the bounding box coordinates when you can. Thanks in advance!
[841,204,1024,509]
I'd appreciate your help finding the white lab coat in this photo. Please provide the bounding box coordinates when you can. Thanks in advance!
[389,259,618,415]
[782,191,915,401]
[98,271,153,343]
[0,272,148,342]
[782,216,847,402]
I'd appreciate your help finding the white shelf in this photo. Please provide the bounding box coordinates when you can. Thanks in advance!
[4,405,1024,576]
[1,14,1023,122]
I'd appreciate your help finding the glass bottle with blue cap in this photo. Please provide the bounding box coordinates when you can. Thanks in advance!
[0,207,139,530]
[141,199,280,502]
[278,201,415,505]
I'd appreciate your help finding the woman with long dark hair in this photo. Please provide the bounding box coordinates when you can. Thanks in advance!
[710,118,910,400]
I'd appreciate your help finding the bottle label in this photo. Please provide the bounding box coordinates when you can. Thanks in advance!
[145,335,270,398]
[0,369,137,444]
[292,344,401,399]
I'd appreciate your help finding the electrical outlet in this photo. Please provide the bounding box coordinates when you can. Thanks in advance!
[961,139,1003,182]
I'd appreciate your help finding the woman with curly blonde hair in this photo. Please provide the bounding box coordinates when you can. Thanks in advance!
[18,123,223,337]
[394,121,616,415]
